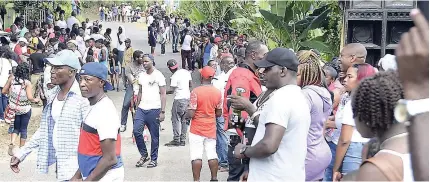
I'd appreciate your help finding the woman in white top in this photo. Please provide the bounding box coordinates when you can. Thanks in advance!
[180,29,193,70]
[352,71,413,181]
[2,63,39,156]
[332,63,376,181]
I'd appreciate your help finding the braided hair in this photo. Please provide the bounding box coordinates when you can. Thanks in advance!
[297,50,324,87]
[352,71,403,136]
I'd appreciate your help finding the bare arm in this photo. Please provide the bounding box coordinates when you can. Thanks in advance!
[84,139,118,181]
[159,86,166,112]
[2,77,12,94]
[137,85,142,107]
[25,81,39,102]
[243,123,285,158]
[333,124,354,174]
[409,112,429,181]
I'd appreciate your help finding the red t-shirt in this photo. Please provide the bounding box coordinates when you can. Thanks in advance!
[188,85,222,139]
[14,45,23,63]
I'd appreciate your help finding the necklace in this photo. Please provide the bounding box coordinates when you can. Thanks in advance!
[256,89,276,108]
[380,132,408,148]
[84,94,107,121]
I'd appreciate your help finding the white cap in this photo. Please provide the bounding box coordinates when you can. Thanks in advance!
[378,54,397,71]
[18,37,28,44]
[67,40,78,46]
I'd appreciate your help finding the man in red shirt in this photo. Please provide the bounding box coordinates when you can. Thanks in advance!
[14,38,29,63]
[187,66,222,181]
[223,40,268,181]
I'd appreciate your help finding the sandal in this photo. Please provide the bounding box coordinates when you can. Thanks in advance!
[147,160,158,168]
[135,156,150,167]
[8,144,16,156]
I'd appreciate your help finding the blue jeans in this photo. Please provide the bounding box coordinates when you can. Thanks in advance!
[172,35,178,51]
[216,117,228,167]
[0,87,8,120]
[133,108,160,161]
[12,110,31,139]
[323,141,364,181]
[121,85,133,126]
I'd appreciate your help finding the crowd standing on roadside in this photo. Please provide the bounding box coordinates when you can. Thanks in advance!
[0,3,428,182]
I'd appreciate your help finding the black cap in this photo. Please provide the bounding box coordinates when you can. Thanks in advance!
[254,48,298,71]
[167,59,179,69]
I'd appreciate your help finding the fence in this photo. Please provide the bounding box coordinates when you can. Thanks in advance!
[23,5,46,27]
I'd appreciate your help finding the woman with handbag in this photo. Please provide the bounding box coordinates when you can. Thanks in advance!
[2,62,39,156]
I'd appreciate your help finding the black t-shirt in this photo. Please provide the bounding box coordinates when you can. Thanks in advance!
[30,52,47,74]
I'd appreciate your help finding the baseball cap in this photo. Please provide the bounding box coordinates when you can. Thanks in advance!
[254,48,299,72]
[18,37,28,44]
[79,62,113,90]
[214,37,222,43]
[167,59,179,69]
[44,50,81,70]
[67,40,77,46]
[200,66,215,79]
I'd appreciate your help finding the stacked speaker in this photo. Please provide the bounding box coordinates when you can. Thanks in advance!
[343,0,416,66]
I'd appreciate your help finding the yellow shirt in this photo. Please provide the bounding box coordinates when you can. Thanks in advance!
[29,37,39,54]
[123,47,134,68]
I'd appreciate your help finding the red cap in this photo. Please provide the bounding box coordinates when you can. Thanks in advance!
[200,66,216,79]
[221,53,233,59]
[214,37,222,43]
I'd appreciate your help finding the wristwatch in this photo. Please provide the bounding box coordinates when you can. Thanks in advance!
[240,146,248,158]
[394,99,429,124]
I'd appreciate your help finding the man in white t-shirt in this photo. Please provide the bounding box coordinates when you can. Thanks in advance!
[147,14,154,26]
[67,11,80,30]
[212,54,236,170]
[71,62,124,181]
[181,29,193,70]
[231,48,311,181]
[164,59,192,147]
[56,11,67,29]
[134,54,167,168]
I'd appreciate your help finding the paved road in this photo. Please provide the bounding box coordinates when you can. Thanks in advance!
[0,21,228,181]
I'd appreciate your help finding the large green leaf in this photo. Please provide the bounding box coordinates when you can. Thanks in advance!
[298,7,330,40]
[259,9,287,29]
[299,39,331,53]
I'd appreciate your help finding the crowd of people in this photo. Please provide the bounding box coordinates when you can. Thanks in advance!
[0,4,427,182]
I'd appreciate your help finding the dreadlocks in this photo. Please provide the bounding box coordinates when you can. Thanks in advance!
[297,50,324,87]
[352,70,404,136]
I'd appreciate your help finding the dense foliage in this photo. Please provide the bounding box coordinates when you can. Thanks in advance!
[177,0,342,61]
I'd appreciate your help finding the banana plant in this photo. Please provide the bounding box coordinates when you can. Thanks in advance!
[260,0,331,52]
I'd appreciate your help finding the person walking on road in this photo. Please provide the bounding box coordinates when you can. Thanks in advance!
[134,54,167,168]
[120,50,145,132]
[70,62,124,181]
[165,59,192,147]
[10,50,88,181]
[172,18,180,53]
[186,66,222,181]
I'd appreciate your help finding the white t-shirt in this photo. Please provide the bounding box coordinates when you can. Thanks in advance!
[249,85,311,182]
[117,33,126,51]
[90,34,105,41]
[138,69,166,110]
[67,16,80,30]
[181,35,192,51]
[170,69,191,100]
[336,100,369,143]
[56,20,67,29]
[0,58,12,87]
[147,16,154,26]
[85,97,120,141]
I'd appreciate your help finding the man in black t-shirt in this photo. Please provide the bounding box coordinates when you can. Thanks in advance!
[29,44,47,74]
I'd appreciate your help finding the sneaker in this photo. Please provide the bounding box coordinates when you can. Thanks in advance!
[180,141,186,146]
[164,140,180,147]
[120,125,126,132]
[219,166,229,172]
[147,160,158,168]
[161,54,165,56]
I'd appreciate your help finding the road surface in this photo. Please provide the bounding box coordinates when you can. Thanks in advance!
[0,21,228,181]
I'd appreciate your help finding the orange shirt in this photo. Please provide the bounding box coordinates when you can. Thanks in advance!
[189,85,222,139]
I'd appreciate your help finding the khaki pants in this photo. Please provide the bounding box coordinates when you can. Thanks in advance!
[30,73,42,97]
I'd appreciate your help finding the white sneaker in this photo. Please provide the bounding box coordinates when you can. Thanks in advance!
[120,125,126,132]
